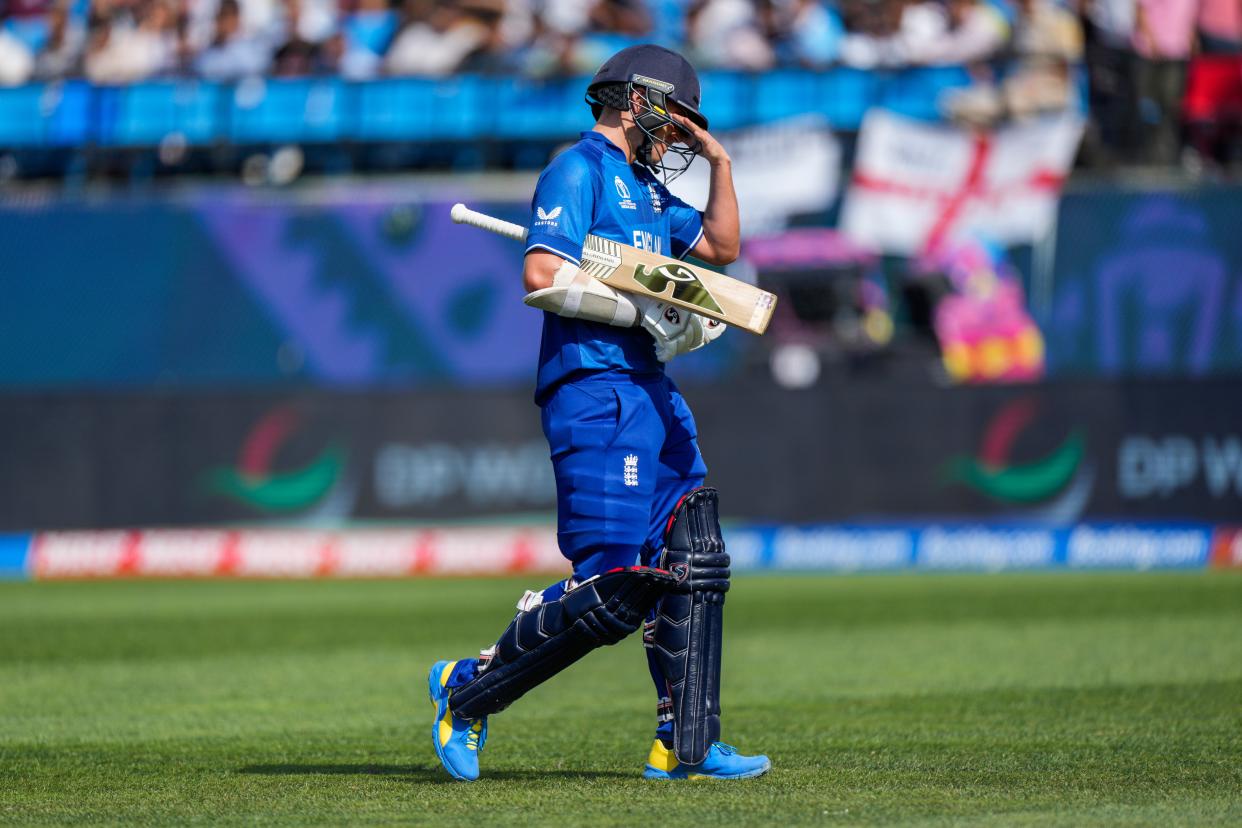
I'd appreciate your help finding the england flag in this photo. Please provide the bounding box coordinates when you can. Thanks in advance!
[841,109,1085,254]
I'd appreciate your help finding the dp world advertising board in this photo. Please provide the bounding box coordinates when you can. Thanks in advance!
[1,379,1241,531]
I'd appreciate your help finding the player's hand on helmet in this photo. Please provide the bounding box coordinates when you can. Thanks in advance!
[669,113,729,167]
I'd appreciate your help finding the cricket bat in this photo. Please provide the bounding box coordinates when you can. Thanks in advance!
[450,203,776,335]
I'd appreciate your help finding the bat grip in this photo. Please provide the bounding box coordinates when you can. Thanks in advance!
[450,203,528,242]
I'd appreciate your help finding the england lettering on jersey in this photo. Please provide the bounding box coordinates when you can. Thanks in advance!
[632,231,661,254]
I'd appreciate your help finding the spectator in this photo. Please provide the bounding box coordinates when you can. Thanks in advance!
[1184,0,1242,165]
[1198,0,1241,53]
[335,0,396,78]
[898,0,1011,124]
[571,0,652,70]
[454,0,510,72]
[839,0,905,68]
[0,11,35,84]
[384,0,493,77]
[32,0,84,79]
[758,0,845,68]
[900,0,1010,66]
[686,0,776,70]
[281,0,335,43]
[528,0,651,74]
[587,0,650,38]
[782,0,846,69]
[1004,0,1084,119]
[84,0,175,84]
[513,9,570,76]
[1133,0,1199,164]
[193,0,271,79]
[271,0,330,74]
[1081,0,1137,162]
[237,0,282,43]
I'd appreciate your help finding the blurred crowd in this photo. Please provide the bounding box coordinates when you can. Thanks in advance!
[0,0,1146,83]
[0,0,1238,164]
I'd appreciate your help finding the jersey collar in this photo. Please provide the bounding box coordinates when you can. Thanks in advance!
[581,130,630,162]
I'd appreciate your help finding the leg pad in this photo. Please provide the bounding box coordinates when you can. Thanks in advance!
[651,487,730,765]
[450,566,675,719]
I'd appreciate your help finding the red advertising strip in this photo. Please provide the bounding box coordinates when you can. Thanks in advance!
[30,527,568,579]
[1209,527,1242,569]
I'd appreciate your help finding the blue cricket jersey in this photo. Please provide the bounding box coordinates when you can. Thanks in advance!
[524,131,705,403]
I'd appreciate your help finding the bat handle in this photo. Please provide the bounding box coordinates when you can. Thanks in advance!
[450,203,528,242]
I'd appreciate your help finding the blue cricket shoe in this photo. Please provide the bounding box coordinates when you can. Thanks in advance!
[427,660,487,781]
[643,739,771,780]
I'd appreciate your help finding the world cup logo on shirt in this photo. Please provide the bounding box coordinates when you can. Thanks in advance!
[615,176,637,210]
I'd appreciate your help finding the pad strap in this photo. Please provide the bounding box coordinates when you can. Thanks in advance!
[450,566,675,719]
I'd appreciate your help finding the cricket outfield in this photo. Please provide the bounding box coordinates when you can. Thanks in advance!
[2,573,1240,826]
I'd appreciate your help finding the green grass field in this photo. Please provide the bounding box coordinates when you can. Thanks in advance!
[2,573,1240,826]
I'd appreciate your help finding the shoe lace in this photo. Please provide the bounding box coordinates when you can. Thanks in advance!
[465,718,487,752]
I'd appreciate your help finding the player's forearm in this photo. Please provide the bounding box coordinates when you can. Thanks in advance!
[523,250,563,292]
[697,159,740,265]
[523,258,641,328]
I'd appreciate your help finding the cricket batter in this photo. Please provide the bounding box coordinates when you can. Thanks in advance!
[428,44,770,782]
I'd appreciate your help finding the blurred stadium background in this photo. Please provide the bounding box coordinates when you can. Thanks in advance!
[1,1,1242,822]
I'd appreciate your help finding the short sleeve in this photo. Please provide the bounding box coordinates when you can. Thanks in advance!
[664,191,704,260]
[525,150,598,265]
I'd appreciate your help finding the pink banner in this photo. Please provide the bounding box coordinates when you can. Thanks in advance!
[29,527,568,579]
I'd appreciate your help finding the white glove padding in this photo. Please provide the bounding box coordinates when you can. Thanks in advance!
[524,260,640,328]
[637,298,727,363]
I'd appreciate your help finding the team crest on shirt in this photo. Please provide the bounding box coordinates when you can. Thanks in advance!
[535,205,562,227]
[623,454,639,487]
[614,176,637,210]
[647,184,662,214]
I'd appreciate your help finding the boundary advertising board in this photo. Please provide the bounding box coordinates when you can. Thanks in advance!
[1,379,1240,530]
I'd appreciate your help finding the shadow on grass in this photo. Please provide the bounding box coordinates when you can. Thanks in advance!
[237,764,632,782]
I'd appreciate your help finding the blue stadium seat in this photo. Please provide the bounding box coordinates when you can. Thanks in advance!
[230,78,347,143]
[1,67,1088,151]
[356,77,489,141]
[879,66,974,122]
[0,86,48,147]
[107,82,224,147]
[754,70,828,125]
[817,68,880,129]
[498,77,593,139]
[698,72,747,132]
[0,82,93,147]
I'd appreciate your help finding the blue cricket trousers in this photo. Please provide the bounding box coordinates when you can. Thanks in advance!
[540,370,708,585]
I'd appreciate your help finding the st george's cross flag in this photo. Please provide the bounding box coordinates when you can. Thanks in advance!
[840,109,1084,254]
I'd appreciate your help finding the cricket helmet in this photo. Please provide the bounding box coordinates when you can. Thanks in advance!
[585,44,708,184]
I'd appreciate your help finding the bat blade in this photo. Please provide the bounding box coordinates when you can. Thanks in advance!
[452,203,777,335]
